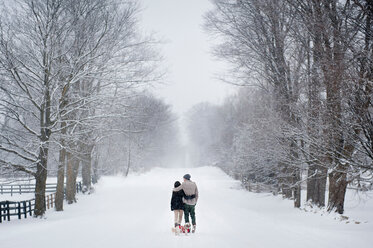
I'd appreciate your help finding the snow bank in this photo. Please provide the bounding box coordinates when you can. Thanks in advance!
[0,166,372,248]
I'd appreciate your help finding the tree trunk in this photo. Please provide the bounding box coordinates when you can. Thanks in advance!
[328,141,355,214]
[327,165,347,214]
[325,72,345,213]
[92,150,99,184]
[34,144,49,217]
[307,165,327,206]
[325,84,345,213]
[82,146,93,192]
[289,139,301,208]
[66,152,79,204]
[34,71,51,217]
[306,165,316,202]
[72,158,80,198]
[306,25,327,207]
[318,0,347,214]
[293,168,301,208]
[125,135,131,177]
[55,82,70,211]
[316,167,327,206]
[279,162,292,199]
[55,123,66,211]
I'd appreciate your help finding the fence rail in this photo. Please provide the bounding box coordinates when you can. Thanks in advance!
[0,199,35,223]
[0,183,60,196]
[0,182,82,223]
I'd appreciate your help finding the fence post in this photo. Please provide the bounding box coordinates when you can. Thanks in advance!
[51,194,54,209]
[23,201,27,218]
[19,185,22,195]
[11,185,13,197]
[0,202,2,223]
[1,185,3,194]
[17,202,21,219]
[6,201,10,221]
[28,200,32,216]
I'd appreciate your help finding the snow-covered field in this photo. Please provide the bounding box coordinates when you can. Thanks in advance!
[0,166,372,248]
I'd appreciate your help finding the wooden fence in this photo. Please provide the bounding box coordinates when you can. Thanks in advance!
[0,199,34,223]
[0,183,60,196]
[0,182,82,223]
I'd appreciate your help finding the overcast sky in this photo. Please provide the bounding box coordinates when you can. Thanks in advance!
[139,0,234,116]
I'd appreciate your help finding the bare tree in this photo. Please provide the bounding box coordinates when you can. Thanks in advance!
[205,0,303,207]
[204,0,373,213]
[0,0,162,215]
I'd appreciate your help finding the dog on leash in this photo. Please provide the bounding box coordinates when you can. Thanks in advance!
[172,223,192,235]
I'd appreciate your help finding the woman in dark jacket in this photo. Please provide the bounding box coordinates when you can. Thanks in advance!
[171,181,185,228]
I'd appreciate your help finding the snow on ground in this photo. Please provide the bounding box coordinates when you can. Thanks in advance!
[0,193,34,201]
[0,166,372,248]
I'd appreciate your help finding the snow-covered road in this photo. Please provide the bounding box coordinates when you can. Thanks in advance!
[1,167,372,248]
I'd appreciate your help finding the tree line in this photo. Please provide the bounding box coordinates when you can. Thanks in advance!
[186,0,373,214]
[0,0,177,217]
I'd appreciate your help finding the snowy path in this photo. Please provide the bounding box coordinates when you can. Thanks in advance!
[1,167,372,248]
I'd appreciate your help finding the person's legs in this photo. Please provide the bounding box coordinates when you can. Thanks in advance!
[174,211,179,227]
[184,204,190,223]
[178,210,183,225]
[190,205,196,225]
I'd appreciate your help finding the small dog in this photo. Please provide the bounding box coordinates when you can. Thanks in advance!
[172,223,192,235]
[184,223,191,233]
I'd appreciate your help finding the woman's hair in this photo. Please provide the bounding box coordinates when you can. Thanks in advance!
[174,181,181,188]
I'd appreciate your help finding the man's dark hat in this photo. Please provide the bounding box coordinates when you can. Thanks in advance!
[183,174,191,180]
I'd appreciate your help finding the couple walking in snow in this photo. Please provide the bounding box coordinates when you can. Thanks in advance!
[171,174,198,233]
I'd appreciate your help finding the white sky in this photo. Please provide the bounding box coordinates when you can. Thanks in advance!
[139,0,234,116]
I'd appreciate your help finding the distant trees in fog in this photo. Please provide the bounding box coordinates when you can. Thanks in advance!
[97,92,180,176]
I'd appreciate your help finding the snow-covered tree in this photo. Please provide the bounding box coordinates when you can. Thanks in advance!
[204,0,373,213]
[0,0,162,215]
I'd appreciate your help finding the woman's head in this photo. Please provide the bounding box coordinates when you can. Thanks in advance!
[174,181,181,188]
